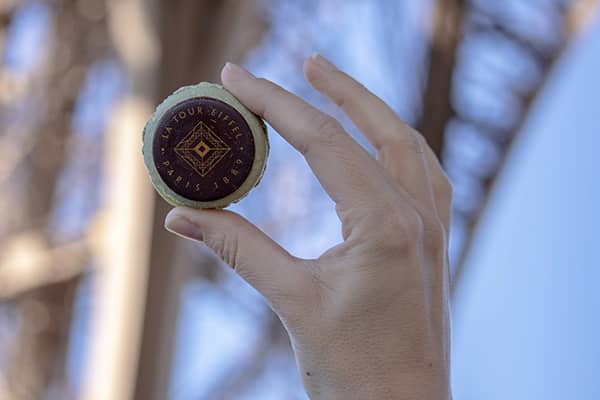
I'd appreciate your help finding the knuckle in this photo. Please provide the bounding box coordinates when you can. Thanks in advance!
[412,130,428,154]
[314,114,343,146]
[331,74,358,108]
[367,202,448,264]
[204,232,241,270]
[369,203,423,253]
[299,113,344,156]
[398,207,425,241]
[424,211,445,236]
[421,213,447,256]
[254,78,278,116]
[389,128,427,155]
[331,91,346,108]
[394,208,446,258]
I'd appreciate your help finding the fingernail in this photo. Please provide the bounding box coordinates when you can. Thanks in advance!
[311,52,337,72]
[164,213,203,241]
[223,62,255,80]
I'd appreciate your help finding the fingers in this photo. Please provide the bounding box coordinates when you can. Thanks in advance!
[303,53,404,154]
[221,62,386,210]
[303,54,439,212]
[164,207,310,308]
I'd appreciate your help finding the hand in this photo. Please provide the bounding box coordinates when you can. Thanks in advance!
[165,54,452,400]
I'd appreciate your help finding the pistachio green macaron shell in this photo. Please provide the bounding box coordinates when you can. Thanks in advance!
[142,82,269,208]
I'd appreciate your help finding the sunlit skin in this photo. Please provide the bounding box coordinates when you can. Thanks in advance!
[165,54,452,400]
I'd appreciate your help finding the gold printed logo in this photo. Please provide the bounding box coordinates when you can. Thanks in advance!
[174,121,231,177]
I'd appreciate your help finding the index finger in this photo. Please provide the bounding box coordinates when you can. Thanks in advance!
[221,62,387,209]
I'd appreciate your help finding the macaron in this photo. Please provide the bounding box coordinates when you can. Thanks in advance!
[142,82,269,208]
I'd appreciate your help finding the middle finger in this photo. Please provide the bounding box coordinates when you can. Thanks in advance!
[303,54,438,213]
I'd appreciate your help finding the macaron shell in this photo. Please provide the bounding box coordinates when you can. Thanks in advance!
[142,82,269,208]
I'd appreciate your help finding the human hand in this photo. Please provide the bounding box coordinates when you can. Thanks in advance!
[165,54,452,400]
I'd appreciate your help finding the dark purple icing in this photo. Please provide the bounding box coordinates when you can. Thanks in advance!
[152,97,255,201]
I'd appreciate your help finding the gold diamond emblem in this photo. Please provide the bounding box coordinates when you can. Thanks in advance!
[194,140,210,157]
[174,121,231,177]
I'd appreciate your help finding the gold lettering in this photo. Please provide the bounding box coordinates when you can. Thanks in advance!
[195,184,201,191]
[175,176,183,183]
[232,126,240,133]
[178,111,187,119]
[228,120,235,126]
[197,106,203,114]
[223,115,229,121]
[187,107,195,116]
[223,176,230,184]
[210,108,217,117]
[171,115,179,124]
[214,182,218,189]
[162,160,170,166]
[231,169,239,176]
[161,128,171,138]
[235,159,243,165]
[167,169,175,176]
[185,181,190,188]
[218,111,223,118]
[235,134,242,139]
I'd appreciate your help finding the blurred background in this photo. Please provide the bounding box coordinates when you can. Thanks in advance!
[0,0,598,399]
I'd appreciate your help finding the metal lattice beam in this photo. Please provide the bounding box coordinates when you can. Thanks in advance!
[415,0,598,296]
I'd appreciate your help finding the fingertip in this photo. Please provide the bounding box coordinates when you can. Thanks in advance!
[303,53,318,71]
[302,57,310,75]
[304,58,335,96]
[221,62,254,88]
[310,52,338,72]
[164,206,184,228]
[165,206,204,226]
[220,62,235,88]
[164,207,183,226]
[303,56,321,85]
[164,207,204,241]
[220,63,231,86]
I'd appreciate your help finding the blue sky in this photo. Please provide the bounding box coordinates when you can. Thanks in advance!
[451,13,600,400]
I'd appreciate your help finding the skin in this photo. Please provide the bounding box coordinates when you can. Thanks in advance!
[164,54,452,399]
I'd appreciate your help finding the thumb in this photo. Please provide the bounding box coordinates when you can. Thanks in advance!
[164,207,308,308]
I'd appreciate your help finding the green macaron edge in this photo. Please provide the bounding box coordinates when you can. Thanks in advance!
[142,82,269,208]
